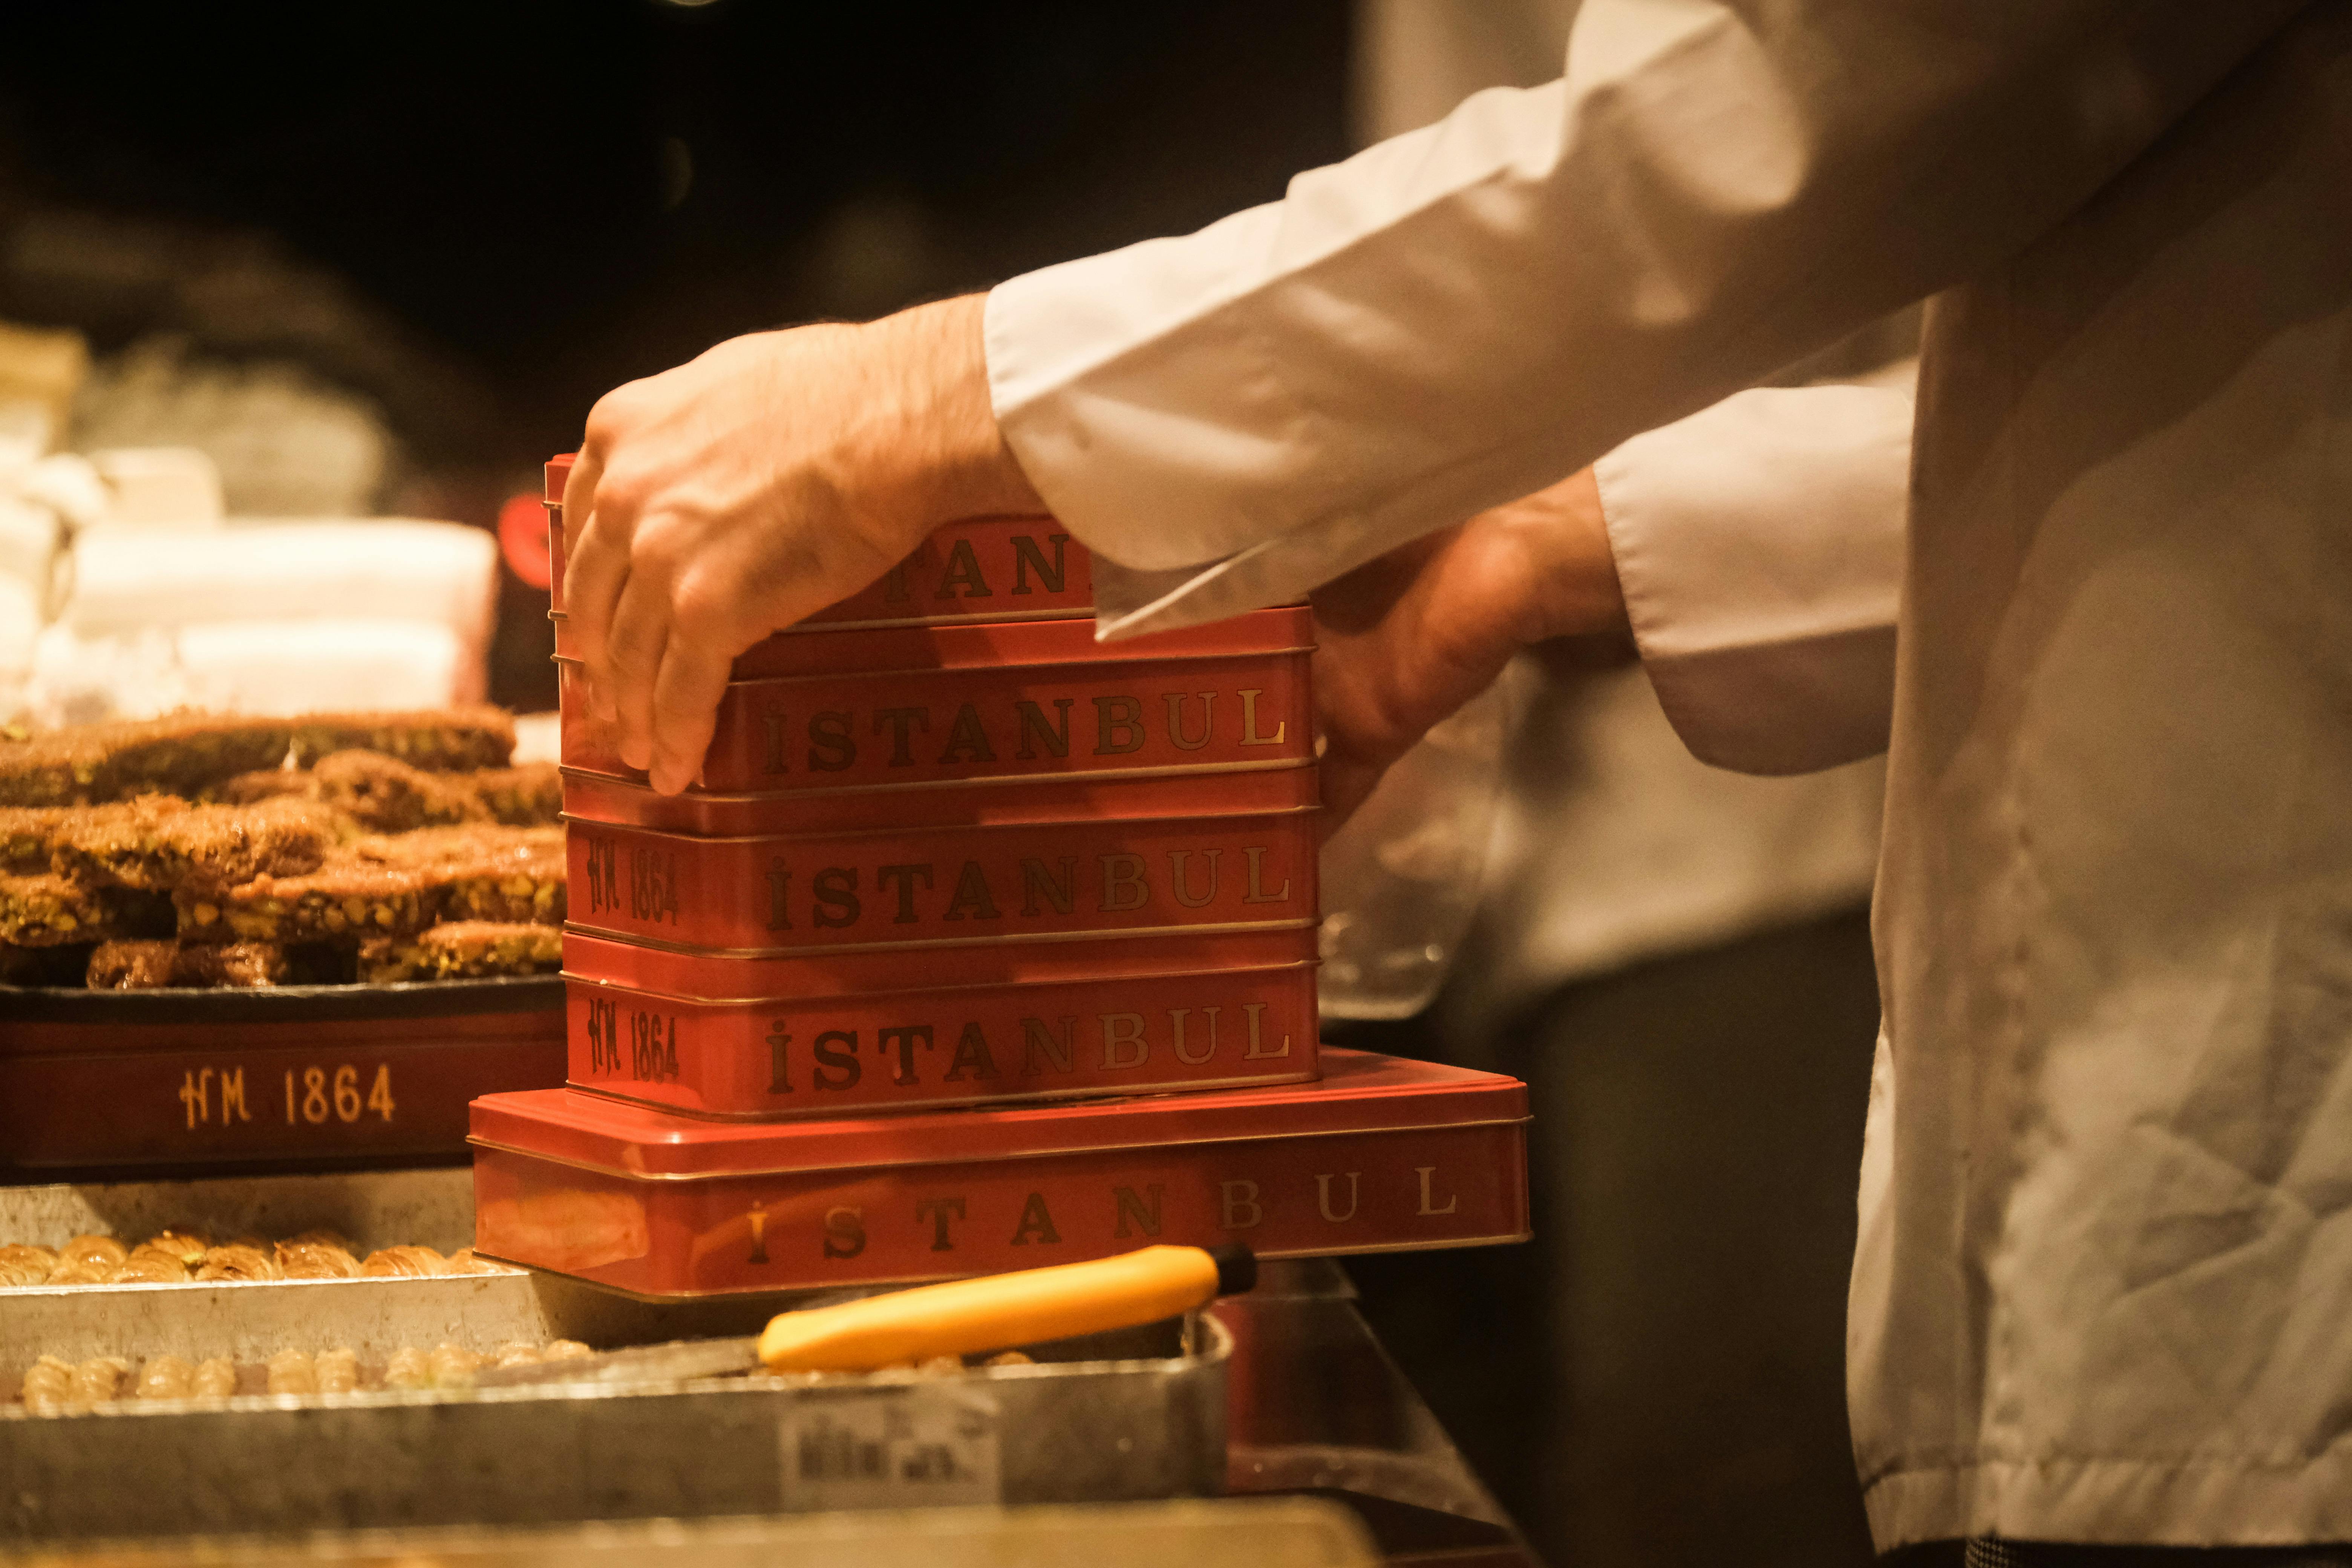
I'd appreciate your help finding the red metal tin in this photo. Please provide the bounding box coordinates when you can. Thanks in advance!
[472,1047,1530,1294]
[561,922,1319,1004]
[545,453,1094,629]
[564,802,1317,960]
[553,600,1307,678]
[0,981,564,1174]
[565,956,1318,1119]
[560,756,1318,837]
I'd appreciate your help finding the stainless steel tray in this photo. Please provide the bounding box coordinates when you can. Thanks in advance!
[1,1170,1231,1542]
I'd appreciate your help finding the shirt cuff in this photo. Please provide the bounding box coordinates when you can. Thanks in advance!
[1595,383,1912,775]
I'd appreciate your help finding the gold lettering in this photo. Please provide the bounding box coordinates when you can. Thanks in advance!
[1242,1001,1290,1059]
[1098,853,1148,912]
[1021,1016,1077,1074]
[916,1196,966,1251]
[219,1068,249,1123]
[942,860,1002,921]
[821,1205,866,1259]
[747,1207,769,1265]
[1242,847,1291,905]
[1113,1184,1165,1239]
[1170,1006,1218,1066]
[1315,1171,1361,1222]
[1099,1011,1147,1069]
[1011,533,1068,594]
[1015,698,1072,759]
[1415,1166,1460,1216]
[1168,848,1220,909]
[1009,1191,1062,1246]
[1163,691,1215,751]
[1238,688,1287,746]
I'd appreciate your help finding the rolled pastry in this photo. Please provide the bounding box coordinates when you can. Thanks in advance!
[275,1240,361,1280]
[191,1357,237,1398]
[427,1343,481,1388]
[0,1243,58,1285]
[72,1357,130,1403]
[360,1245,446,1278]
[264,1349,317,1396]
[137,1355,195,1401]
[19,1355,74,1411]
[382,1346,432,1390]
[314,1347,360,1394]
[194,1244,281,1282]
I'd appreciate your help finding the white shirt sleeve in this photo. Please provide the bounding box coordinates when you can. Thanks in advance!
[985,0,2297,640]
[1597,381,1912,776]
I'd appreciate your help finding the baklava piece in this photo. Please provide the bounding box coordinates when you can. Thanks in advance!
[312,750,489,833]
[191,1357,237,1398]
[466,764,563,827]
[109,1251,190,1285]
[90,936,289,989]
[0,708,516,807]
[51,795,337,893]
[0,873,169,946]
[427,1343,482,1388]
[139,1230,213,1264]
[176,853,436,944]
[357,920,562,983]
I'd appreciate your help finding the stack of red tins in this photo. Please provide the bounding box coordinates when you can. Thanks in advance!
[466,455,1530,1295]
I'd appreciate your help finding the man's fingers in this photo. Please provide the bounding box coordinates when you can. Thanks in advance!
[646,633,738,797]
[600,568,673,773]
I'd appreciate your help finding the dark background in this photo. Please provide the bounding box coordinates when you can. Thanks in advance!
[0,0,1354,707]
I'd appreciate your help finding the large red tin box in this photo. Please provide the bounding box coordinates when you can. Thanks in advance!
[0,978,564,1174]
[472,1047,1529,1294]
[565,951,1318,1120]
[545,455,1093,627]
[564,798,1318,958]
[554,605,1311,796]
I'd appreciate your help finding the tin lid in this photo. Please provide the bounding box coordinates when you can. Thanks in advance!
[470,1048,1524,1179]
[545,453,575,505]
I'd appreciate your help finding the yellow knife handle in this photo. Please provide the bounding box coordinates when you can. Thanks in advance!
[757,1243,1255,1372]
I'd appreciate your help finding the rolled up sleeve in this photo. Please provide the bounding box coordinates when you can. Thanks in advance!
[985,0,2297,640]
[1597,381,1912,775]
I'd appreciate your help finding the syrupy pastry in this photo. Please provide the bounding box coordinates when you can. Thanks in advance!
[264,1349,317,1396]
[382,1346,432,1390]
[59,1234,127,1271]
[359,1245,446,1278]
[0,1243,58,1285]
[191,1357,237,1398]
[136,1355,195,1401]
[982,1350,1035,1367]
[427,1343,481,1389]
[72,1357,130,1403]
[193,1243,280,1282]
[19,1355,75,1412]
[314,1347,361,1394]
[542,1340,593,1361]
[109,1251,190,1284]
[442,1248,508,1276]
[138,1230,212,1264]
[275,1240,361,1280]
[490,1342,543,1369]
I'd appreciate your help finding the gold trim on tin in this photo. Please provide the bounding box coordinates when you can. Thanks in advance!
[566,1069,1324,1123]
[560,916,1320,960]
[559,801,1321,847]
[557,956,1321,1008]
[550,640,1315,687]
[467,1113,1531,1182]
[551,608,1096,632]
[557,754,1315,804]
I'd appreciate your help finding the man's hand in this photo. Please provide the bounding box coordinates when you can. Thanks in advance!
[1312,467,1628,826]
[562,294,1041,795]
